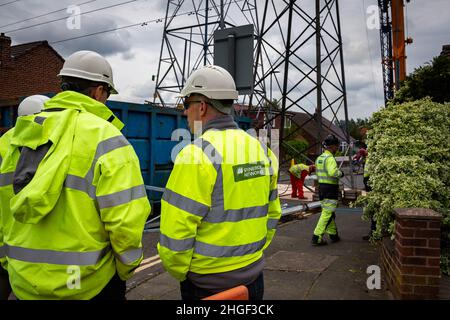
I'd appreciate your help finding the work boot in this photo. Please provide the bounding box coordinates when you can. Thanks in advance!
[329,234,341,243]
[311,235,327,246]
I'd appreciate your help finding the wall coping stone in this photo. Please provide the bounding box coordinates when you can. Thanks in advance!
[394,208,442,221]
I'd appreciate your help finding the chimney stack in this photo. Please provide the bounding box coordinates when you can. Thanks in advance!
[0,33,12,68]
[441,45,450,59]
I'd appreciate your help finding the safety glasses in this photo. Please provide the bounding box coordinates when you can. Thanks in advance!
[183,100,203,110]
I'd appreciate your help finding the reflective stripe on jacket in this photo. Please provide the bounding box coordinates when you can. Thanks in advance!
[364,157,370,178]
[0,91,151,299]
[157,116,281,282]
[315,150,342,185]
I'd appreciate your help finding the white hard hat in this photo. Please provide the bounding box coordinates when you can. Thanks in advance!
[58,50,118,94]
[180,65,238,100]
[18,95,49,116]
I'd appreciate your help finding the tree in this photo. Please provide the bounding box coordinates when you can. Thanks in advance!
[263,98,280,111]
[334,118,371,142]
[284,139,309,163]
[393,55,450,104]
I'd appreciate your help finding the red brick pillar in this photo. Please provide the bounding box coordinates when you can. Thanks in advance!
[382,208,442,299]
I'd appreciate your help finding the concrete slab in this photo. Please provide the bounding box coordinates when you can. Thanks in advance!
[126,207,392,300]
[265,251,338,273]
[306,269,391,300]
[126,272,180,300]
[264,270,319,300]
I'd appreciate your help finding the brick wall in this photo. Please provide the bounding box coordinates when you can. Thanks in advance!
[381,208,442,299]
[0,43,63,100]
[0,33,11,68]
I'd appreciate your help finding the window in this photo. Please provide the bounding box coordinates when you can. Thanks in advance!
[284,116,291,129]
[264,113,276,129]
[340,141,348,153]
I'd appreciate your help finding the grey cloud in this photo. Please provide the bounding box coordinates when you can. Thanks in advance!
[0,0,151,58]
[8,16,133,58]
[129,79,154,99]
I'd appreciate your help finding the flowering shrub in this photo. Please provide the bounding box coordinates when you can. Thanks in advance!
[356,98,450,274]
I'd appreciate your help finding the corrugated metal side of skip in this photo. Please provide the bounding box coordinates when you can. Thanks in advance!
[106,101,188,206]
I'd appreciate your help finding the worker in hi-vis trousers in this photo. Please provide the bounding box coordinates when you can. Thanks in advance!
[312,134,343,246]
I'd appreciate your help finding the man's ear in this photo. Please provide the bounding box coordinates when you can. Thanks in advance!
[92,86,104,102]
[199,101,208,117]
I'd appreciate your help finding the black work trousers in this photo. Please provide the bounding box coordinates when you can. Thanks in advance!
[91,273,126,300]
[0,268,11,300]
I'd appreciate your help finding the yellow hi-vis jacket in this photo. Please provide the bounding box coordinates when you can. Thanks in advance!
[0,91,151,299]
[364,157,370,178]
[289,163,309,178]
[315,150,343,185]
[157,117,281,282]
[0,129,14,273]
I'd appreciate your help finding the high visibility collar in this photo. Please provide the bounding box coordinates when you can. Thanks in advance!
[43,91,124,130]
[202,115,238,133]
[323,150,334,157]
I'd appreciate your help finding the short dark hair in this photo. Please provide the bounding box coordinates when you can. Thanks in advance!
[60,76,108,95]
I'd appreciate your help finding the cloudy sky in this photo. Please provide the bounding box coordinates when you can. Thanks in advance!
[1,0,449,120]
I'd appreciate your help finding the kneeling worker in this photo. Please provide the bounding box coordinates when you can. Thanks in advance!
[289,159,315,199]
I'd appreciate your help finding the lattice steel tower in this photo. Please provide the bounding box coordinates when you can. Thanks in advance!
[154,0,352,179]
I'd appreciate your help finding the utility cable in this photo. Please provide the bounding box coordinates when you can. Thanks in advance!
[0,0,20,7]
[49,0,246,45]
[362,0,383,109]
[4,0,140,33]
[50,13,184,44]
[0,0,98,29]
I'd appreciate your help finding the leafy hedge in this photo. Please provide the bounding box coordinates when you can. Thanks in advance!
[356,98,450,274]
[284,139,309,163]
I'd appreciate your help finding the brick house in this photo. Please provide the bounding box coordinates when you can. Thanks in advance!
[0,33,64,100]
[234,103,355,158]
[233,104,295,130]
[287,112,356,157]
[0,33,64,132]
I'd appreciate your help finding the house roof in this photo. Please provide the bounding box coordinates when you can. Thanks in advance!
[290,112,356,143]
[11,40,64,62]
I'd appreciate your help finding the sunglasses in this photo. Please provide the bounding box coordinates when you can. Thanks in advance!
[90,84,111,98]
[103,85,111,98]
[183,100,206,110]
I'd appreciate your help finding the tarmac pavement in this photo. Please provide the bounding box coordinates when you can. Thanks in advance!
[126,206,393,300]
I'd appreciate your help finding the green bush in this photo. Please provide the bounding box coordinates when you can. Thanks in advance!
[356,98,450,274]
[393,55,450,104]
[284,139,309,163]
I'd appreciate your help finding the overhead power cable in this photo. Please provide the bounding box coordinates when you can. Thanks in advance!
[0,0,98,29]
[362,0,383,107]
[48,0,247,45]
[50,12,187,44]
[4,0,140,33]
[0,0,20,7]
